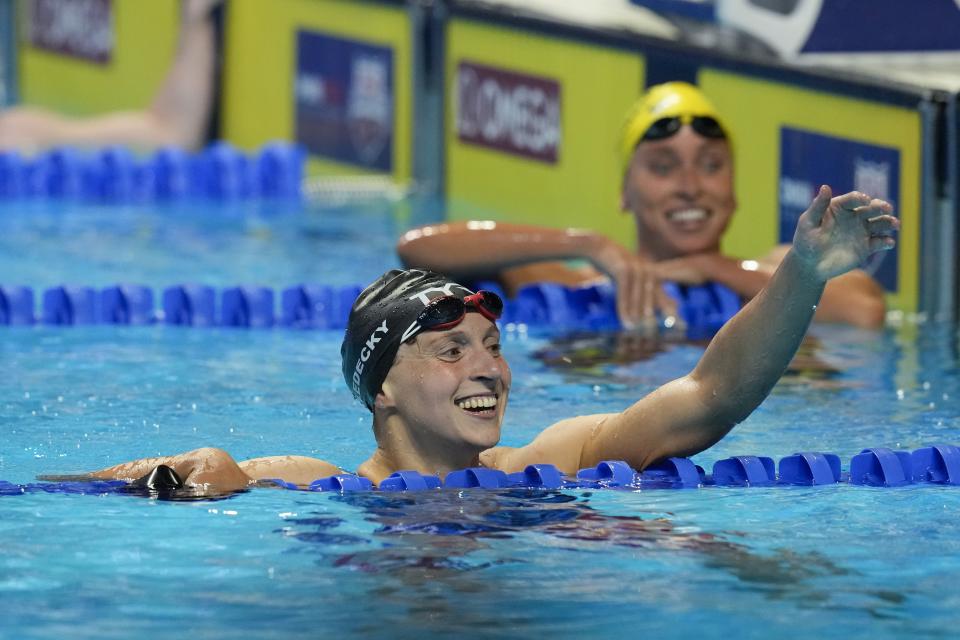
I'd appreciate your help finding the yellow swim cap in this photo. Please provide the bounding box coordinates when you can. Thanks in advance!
[619,82,729,173]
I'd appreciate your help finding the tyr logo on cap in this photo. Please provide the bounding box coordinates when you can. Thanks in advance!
[407,283,473,307]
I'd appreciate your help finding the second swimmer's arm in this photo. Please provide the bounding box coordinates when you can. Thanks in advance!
[397,221,613,281]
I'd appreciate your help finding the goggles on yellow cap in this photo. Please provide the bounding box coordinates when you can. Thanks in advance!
[619,82,729,173]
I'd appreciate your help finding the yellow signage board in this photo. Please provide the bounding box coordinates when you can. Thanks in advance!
[222,0,412,182]
[445,18,643,249]
[18,0,179,115]
[701,69,921,311]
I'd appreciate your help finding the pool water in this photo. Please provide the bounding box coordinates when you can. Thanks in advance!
[0,199,409,288]
[1,199,959,639]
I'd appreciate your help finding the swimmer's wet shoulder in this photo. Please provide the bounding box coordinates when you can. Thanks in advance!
[479,414,618,476]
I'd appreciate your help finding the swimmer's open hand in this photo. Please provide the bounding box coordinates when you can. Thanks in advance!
[792,185,899,281]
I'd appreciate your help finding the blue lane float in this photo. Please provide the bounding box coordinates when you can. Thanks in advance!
[911,445,960,485]
[0,141,304,202]
[220,286,275,328]
[850,447,914,487]
[712,456,777,486]
[778,452,842,485]
[0,280,740,336]
[7,445,960,498]
[99,285,155,325]
[472,279,740,334]
[42,286,98,325]
[0,286,34,325]
[640,457,705,488]
[162,285,217,327]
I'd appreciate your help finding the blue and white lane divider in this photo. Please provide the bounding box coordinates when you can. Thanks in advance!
[0,141,304,201]
[4,445,959,497]
[0,280,741,334]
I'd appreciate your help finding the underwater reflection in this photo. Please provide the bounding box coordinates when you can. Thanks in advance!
[278,488,865,607]
[534,332,848,389]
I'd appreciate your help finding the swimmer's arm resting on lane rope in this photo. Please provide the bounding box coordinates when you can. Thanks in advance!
[486,188,898,475]
[87,448,342,491]
[397,221,681,328]
[397,221,616,292]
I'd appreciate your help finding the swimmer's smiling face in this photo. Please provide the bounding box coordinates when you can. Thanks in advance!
[621,125,736,261]
[376,312,511,456]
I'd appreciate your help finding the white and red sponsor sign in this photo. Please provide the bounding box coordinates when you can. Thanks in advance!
[455,61,561,164]
[25,0,114,64]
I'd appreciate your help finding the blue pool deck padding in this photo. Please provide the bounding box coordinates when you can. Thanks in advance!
[1,280,740,336]
[6,446,960,497]
[0,142,305,201]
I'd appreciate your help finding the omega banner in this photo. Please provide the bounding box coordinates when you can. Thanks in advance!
[454,61,561,164]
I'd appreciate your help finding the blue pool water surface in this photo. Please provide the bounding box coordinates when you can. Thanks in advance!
[1,199,959,639]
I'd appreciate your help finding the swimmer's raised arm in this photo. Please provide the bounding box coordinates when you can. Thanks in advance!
[0,0,219,152]
[492,187,898,473]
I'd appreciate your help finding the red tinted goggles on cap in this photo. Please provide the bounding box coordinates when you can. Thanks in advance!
[416,290,504,332]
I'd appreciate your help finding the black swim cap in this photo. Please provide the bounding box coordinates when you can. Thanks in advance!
[341,269,479,411]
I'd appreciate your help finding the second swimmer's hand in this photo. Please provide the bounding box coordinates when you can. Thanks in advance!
[792,185,899,281]
[589,239,678,331]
